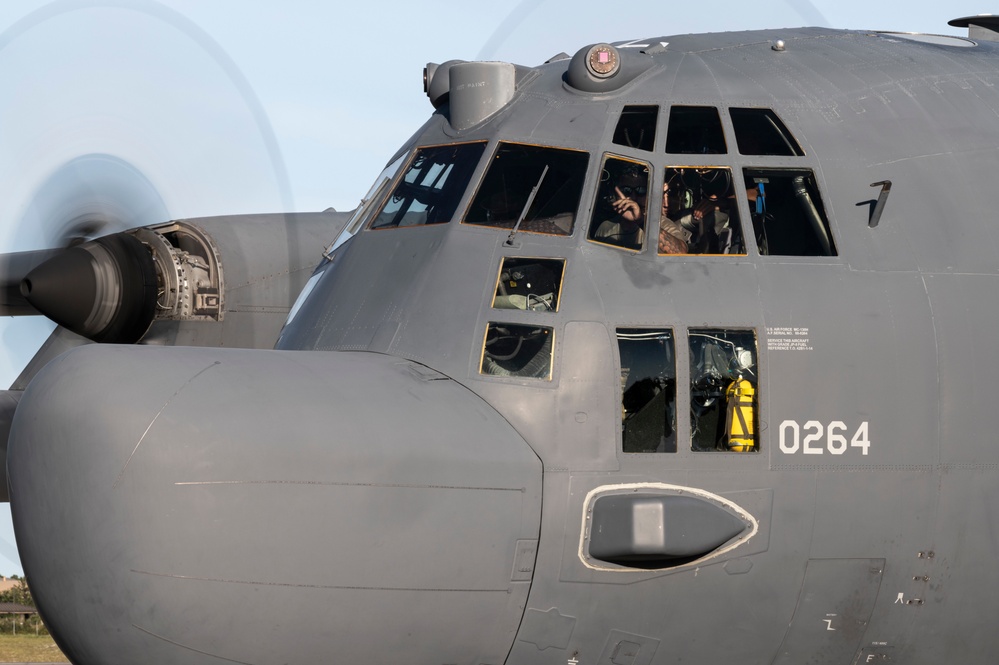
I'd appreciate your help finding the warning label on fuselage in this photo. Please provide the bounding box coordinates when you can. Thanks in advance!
[766,327,813,351]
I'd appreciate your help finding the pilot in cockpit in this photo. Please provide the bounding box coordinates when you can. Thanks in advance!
[591,165,649,250]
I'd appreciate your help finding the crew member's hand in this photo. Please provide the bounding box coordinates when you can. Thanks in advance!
[612,186,644,222]
[692,198,718,222]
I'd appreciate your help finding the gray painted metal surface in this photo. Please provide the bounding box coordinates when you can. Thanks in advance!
[4,21,999,665]
[10,346,541,664]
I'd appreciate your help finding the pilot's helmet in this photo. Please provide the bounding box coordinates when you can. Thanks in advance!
[617,166,648,193]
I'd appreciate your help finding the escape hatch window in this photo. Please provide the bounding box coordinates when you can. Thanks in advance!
[689,328,758,452]
[480,323,553,379]
[618,328,677,453]
[730,108,803,156]
[744,168,836,256]
[588,155,651,251]
[665,106,727,154]
[492,258,565,312]
[659,167,746,255]
[465,143,588,236]
[613,105,658,152]
[370,142,485,229]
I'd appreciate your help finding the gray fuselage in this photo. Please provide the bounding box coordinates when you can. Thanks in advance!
[9,26,999,665]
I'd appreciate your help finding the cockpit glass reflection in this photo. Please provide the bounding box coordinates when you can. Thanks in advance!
[465,143,588,236]
[370,142,485,229]
[618,328,677,453]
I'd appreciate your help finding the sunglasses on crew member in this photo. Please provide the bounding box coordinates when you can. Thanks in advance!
[618,185,647,197]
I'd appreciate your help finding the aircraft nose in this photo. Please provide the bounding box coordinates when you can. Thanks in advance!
[8,345,541,665]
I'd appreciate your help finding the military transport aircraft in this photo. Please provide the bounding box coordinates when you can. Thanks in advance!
[1,12,998,665]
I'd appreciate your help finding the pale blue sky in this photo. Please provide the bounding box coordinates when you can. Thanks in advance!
[0,0,970,574]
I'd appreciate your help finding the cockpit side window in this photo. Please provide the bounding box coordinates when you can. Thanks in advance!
[665,106,727,154]
[326,153,407,254]
[744,168,836,256]
[588,156,651,251]
[730,108,804,156]
[613,105,658,152]
[370,142,485,229]
[465,143,588,236]
[689,328,758,452]
[618,328,677,453]
[659,167,745,255]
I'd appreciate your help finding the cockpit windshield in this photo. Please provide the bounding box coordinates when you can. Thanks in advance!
[465,142,588,236]
[370,142,485,229]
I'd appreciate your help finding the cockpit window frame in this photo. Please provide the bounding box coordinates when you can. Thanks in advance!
[462,141,590,237]
[658,165,748,257]
[491,257,567,313]
[729,107,805,157]
[324,151,408,255]
[479,322,555,381]
[366,140,488,231]
[617,327,678,454]
[586,153,654,253]
[613,105,660,153]
[742,167,837,257]
[665,106,728,155]
[688,327,760,453]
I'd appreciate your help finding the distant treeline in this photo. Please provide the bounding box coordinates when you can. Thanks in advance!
[0,577,49,635]
[0,576,32,606]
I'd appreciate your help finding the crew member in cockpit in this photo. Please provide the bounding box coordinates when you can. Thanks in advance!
[661,168,742,255]
[658,181,688,254]
[592,166,648,250]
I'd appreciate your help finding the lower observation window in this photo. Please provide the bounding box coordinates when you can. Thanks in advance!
[480,323,553,380]
[689,328,758,452]
[492,258,565,312]
[618,329,677,453]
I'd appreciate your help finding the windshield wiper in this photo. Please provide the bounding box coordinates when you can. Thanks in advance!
[506,165,549,246]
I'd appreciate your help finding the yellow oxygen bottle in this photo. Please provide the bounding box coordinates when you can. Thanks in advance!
[725,377,755,452]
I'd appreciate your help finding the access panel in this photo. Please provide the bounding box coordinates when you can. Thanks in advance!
[772,558,884,665]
